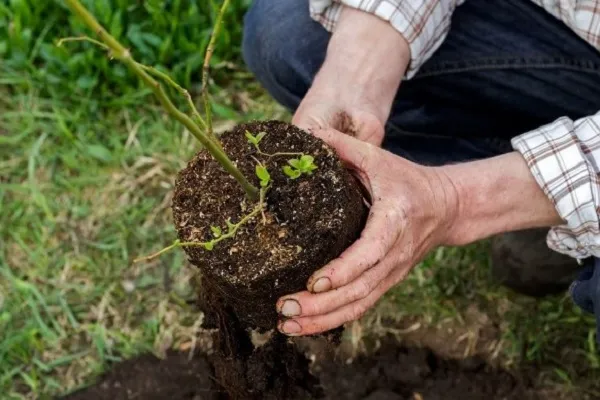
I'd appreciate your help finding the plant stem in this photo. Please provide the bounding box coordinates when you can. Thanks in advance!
[136,64,209,133]
[202,0,231,140]
[64,0,259,200]
[133,188,267,264]
[58,36,217,147]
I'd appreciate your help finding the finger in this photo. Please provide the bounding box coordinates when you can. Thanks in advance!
[311,127,378,171]
[279,263,412,336]
[279,283,385,336]
[291,113,322,133]
[307,202,403,293]
[279,247,403,318]
[291,103,333,133]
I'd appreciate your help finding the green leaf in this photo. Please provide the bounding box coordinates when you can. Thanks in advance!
[141,33,162,47]
[86,144,112,162]
[204,242,214,251]
[76,75,98,90]
[210,226,222,238]
[226,218,236,231]
[283,165,301,179]
[256,131,267,143]
[288,158,302,169]
[245,130,257,145]
[109,10,123,39]
[255,165,270,184]
[299,155,314,170]
[300,154,314,164]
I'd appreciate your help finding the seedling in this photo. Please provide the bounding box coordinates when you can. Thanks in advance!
[61,0,318,259]
[211,226,222,238]
[245,130,311,159]
[245,130,319,181]
[255,165,271,188]
[61,0,258,200]
[283,155,318,179]
[245,130,267,152]
[133,191,267,262]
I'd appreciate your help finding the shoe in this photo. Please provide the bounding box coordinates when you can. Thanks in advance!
[490,228,581,297]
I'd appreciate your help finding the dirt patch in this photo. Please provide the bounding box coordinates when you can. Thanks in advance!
[313,337,537,400]
[60,351,220,400]
[60,337,538,400]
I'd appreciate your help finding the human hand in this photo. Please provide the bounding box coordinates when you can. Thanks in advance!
[276,128,459,336]
[292,6,410,146]
[292,91,385,146]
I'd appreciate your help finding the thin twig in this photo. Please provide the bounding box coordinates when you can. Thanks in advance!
[262,151,304,159]
[202,0,231,140]
[136,64,208,132]
[57,36,110,51]
[133,240,183,263]
[59,37,210,134]
[63,0,259,200]
[133,187,268,264]
[259,184,267,224]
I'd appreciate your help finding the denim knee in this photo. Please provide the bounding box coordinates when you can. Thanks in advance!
[241,0,275,89]
[242,0,330,111]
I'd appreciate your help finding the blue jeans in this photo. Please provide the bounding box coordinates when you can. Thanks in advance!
[242,0,600,341]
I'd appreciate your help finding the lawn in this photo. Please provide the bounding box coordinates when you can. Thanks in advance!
[1,1,599,399]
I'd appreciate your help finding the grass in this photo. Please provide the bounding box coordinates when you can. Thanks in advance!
[1,2,599,399]
[0,71,286,398]
[1,0,251,102]
[375,244,600,396]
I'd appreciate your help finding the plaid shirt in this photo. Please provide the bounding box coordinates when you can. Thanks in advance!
[310,0,600,259]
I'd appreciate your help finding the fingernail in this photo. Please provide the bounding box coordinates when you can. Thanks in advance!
[279,299,301,317]
[312,277,332,293]
[279,320,302,335]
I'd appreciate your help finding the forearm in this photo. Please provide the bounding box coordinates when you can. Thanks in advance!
[439,151,563,246]
[311,7,410,123]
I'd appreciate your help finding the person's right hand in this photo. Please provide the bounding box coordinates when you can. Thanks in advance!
[276,127,459,336]
[292,88,386,146]
[292,6,411,146]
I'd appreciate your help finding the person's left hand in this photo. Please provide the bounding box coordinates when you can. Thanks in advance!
[275,128,459,336]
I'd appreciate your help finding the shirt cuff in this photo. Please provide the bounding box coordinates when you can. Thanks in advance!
[511,117,600,259]
[309,0,463,79]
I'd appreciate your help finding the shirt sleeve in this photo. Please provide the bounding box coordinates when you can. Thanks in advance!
[309,0,465,78]
[511,112,600,259]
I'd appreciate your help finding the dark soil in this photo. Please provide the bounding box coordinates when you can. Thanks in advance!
[172,120,366,330]
[61,337,539,400]
[314,338,537,400]
[195,275,322,399]
[60,350,220,400]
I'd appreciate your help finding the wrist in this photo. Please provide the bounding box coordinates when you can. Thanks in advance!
[438,152,563,246]
[311,7,410,123]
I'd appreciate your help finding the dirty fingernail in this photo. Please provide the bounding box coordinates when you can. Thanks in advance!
[312,277,332,293]
[280,299,301,317]
[279,320,302,335]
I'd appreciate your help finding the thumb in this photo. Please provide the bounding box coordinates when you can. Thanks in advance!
[291,112,311,132]
[312,127,376,170]
[292,113,326,134]
[292,100,337,133]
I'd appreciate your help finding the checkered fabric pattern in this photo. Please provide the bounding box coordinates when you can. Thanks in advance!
[310,0,600,259]
[512,114,600,258]
[309,0,465,78]
[531,0,600,49]
[310,1,600,76]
